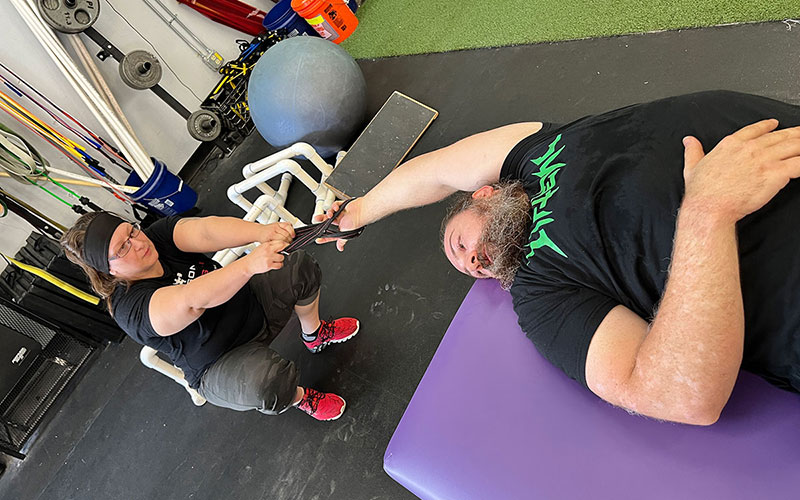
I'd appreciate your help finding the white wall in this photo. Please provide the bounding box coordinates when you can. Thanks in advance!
[0,0,275,266]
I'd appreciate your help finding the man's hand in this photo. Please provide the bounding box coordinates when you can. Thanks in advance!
[682,119,800,223]
[312,199,363,251]
[244,240,288,274]
[585,119,800,424]
[258,221,295,245]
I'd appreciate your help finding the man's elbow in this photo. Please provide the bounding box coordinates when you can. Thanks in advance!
[619,386,726,426]
[669,399,725,426]
[626,403,722,426]
[683,382,736,426]
[681,409,721,426]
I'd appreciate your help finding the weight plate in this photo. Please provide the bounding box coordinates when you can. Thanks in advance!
[37,0,100,34]
[187,109,222,142]
[119,50,162,90]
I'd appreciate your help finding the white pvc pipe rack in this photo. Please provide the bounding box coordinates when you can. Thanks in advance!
[139,346,206,406]
[231,144,338,221]
[213,172,294,266]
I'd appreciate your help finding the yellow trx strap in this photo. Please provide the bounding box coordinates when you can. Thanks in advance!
[3,254,100,305]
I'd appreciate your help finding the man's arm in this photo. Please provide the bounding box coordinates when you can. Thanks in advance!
[320,122,542,242]
[586,207,741,425]
[171,217,294,254]
[355,122,543,224]
[148,240,288,336]
[585,120,800,425]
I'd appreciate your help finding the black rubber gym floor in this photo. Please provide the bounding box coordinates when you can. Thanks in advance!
[1,20,798,500]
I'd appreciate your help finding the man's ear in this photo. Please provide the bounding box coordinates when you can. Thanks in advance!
[471,185,495,199]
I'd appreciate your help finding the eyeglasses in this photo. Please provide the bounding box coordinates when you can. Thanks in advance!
[108,223,141,262]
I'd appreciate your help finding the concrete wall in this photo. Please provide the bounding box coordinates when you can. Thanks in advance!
[0,0,275,265]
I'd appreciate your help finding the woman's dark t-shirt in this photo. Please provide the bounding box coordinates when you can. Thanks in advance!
[111,216,263,388]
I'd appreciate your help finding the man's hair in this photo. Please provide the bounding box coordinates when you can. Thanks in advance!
[440,190,478,242]
[60,211,129,314]
[440,181,531,289]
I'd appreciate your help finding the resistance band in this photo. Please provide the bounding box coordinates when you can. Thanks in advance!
[283,198,364,253]
[0,123,100,214]
[0,90,106,176]
[0,90,136,206]
[0,61,132,173]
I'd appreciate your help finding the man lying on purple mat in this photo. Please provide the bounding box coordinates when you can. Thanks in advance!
[318,90,800,426]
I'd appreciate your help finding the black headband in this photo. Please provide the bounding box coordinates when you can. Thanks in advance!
[83,213,126,274]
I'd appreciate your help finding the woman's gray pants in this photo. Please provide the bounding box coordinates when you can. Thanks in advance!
[197,251,320,415]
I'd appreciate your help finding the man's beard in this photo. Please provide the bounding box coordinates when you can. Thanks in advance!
[472,181,531,290]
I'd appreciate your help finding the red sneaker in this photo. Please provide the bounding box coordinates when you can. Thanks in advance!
[303,317,360,353]
[295,388,346,421]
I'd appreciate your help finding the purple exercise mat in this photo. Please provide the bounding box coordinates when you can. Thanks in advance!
[384,279,800,500]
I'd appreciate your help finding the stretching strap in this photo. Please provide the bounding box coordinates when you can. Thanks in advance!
[283,198,364,253]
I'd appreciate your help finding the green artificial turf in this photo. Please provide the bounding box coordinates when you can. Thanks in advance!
[341,1,800,58]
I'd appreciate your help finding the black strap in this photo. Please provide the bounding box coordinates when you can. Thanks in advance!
[283,198,364,253]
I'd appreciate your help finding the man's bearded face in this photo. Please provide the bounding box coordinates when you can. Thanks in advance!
[442,181,531,289]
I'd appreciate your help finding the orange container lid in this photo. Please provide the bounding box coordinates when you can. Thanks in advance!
[291,0,322,17]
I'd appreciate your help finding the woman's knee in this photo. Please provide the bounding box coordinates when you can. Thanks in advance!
[199,344,299,414]
[257,353,299,414]
[290,251,321,303]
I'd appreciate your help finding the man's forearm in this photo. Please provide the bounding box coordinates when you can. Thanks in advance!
[345,123,543,228]
[358,153,457,226]
[625,203,744,423]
